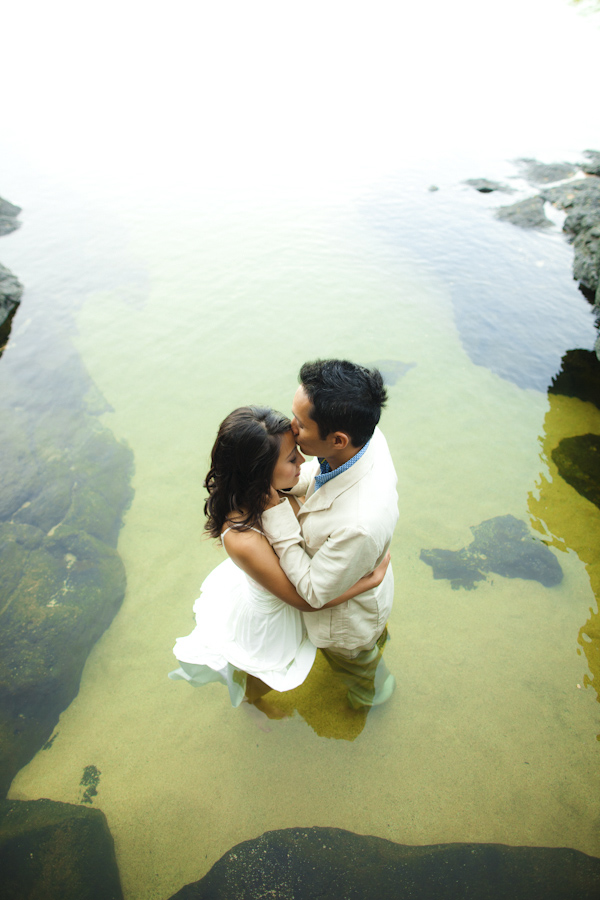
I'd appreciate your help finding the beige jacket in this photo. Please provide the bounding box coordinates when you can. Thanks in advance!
[262,427,399,655]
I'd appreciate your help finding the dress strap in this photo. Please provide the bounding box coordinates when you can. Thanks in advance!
[221,525,264,542]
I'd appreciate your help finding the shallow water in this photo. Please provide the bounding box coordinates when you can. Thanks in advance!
[2,1,600,898]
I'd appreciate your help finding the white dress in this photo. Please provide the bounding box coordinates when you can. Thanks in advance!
[169,527,317,706]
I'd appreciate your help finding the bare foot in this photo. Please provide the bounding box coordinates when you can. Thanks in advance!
[253,697,291,721]
[242,700,273,732]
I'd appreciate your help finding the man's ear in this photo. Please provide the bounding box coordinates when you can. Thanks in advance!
[331,431,350,450]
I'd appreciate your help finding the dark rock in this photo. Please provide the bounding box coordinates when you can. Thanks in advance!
[167,827,600,900]
[572,224,600,292]
[0,525,127,795]
[0,216,20,237]
[542,176,600,218]
[515,158,578,185]
[420,514,563,591]
[495,196,552,229]
[0,412,41,520]
[80,765,101,804]
[549,349,600,410]
[0,401,133,796]
[0,197,21,218]
[582,150,600,177]
[371,358,416,385]
[0,263,24,336]
[541,178,600,292]
[552,434,600,510]
[464,178,515,194]
[420,547,487,590]
[0,798,123,900]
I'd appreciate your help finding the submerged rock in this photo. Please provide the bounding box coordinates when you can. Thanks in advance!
[495,196,552,229]
[0,401,133,796]
[464,178,515,194]
[552,434,600,511]
[420,514,563,590]
[371,358,415,386]
[0,798,123,900]
[168,827,600,900]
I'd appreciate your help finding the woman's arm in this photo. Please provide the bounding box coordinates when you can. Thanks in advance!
[223,529,389,612]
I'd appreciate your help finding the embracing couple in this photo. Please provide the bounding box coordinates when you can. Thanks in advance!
[170,359,399,713]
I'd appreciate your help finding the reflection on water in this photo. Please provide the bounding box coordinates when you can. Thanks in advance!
[529,387,600,722]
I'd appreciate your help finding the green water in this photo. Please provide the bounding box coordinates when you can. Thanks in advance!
[7,196,599,899]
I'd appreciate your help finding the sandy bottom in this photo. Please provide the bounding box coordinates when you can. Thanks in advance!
[8,208,600,899]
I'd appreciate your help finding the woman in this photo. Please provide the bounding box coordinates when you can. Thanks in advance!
[169,406,390,708]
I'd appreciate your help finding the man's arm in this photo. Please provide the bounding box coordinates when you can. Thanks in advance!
[262,498,380,608]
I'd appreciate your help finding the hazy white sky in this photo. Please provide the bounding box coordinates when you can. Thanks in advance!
[2,0,599,200]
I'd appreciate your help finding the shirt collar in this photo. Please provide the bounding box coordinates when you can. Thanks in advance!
[314,440,370,491]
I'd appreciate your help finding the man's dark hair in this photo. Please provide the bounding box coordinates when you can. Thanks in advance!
[299,359,387,447]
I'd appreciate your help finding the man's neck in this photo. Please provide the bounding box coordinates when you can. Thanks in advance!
[323,443,364,471]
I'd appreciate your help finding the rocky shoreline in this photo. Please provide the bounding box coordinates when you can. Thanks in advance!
[0,197,23,354]
[468,151,600,355]
[0,196,133,899]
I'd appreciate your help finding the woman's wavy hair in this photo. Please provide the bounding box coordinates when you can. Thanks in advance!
[204,406,291,540]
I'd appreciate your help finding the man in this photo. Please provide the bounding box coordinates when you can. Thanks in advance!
[262,359,399,709]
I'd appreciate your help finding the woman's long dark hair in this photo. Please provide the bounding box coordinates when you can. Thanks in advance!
[204,406,292,539]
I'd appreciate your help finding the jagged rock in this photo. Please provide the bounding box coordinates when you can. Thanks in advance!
[552,434,600,510]
[582,150,600,177]
[420,514,563,590]
[0,798,123,900]
[464,178,515,194]
[168,827,600,900]
[0,196,21,238]
[0,264,23,337]
[0,403,133,796]
[0,197,21,218]
[542,177,600,290]
[495,196,552,229]
[515,158,578,184]
[0,217,20,237]
[572,224,600,292]
[549,349,600,410]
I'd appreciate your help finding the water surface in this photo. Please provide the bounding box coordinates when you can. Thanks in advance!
[2,2,599,898]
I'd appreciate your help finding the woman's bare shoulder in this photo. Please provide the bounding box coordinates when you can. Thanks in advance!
[221,522,266,553]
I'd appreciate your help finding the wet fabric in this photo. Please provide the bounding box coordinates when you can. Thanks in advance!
[169,557,316,706]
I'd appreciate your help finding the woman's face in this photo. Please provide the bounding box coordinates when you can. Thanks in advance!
[271,430,305,491]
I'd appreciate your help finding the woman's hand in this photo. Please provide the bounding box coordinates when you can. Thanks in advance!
[263,486,283,510]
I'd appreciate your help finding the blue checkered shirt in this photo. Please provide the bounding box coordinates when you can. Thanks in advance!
[314,440,370,491]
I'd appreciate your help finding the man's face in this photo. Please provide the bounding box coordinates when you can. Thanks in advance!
[291,385,331,458]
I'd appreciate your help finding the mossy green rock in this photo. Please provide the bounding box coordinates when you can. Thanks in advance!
[0,401,133,796]
[552,434,600,510]
[0,798,123,900]
[168,827,600,900]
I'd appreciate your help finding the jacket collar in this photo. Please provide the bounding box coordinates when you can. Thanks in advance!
[298,428,380,515]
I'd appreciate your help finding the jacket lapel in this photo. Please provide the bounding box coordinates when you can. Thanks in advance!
[297,439,376,519]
